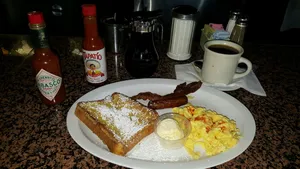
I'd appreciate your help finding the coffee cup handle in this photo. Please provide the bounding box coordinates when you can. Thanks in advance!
[233,57,252,79]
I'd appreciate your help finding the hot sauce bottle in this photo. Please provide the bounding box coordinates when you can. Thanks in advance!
[28,11,66,105]
[82,4,107,85]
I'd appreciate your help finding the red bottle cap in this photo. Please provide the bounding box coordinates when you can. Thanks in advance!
[82,4,97,16]
[28,11,44,24]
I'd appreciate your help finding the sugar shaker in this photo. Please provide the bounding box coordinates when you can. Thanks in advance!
[167,5,197,61]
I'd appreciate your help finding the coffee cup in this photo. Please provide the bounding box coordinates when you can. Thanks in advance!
[194,40,252,85]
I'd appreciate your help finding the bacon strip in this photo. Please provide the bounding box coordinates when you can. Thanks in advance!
[173,82,187,93]
[131,81,202,109]
[148,95,188,110]
[131,92,162,101]
[173,81,202,95]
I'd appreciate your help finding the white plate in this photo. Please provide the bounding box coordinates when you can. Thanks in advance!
[67,78,256,169]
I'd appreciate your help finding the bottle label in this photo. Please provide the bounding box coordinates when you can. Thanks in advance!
[82,48,107,83]
[36,69,62,101]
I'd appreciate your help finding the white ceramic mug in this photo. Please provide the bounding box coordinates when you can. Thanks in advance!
[197,40,252,85]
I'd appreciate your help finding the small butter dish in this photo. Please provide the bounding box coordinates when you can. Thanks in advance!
[154,113,191,149]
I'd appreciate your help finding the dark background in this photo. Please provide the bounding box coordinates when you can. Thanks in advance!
[0,0,297,44]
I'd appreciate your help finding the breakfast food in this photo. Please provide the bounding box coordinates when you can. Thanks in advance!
[131,92,162,101]
[156,118,184,140]
[173,81,202,95]
[172,104,241,159]
[75,92,159,156]
[154,113,191,150]
[131,81,202,109]
[148,95,188,109]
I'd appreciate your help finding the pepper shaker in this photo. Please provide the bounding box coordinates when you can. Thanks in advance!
[230,16,248,46]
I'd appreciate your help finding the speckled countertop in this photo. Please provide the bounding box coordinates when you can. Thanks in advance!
[0,37,299,169]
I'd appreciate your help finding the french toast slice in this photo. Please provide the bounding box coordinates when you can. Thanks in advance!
[75,92,159,156]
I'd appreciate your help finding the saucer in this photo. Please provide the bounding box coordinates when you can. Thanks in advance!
[192,60,241,91]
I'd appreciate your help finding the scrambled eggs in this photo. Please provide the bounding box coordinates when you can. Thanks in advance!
[172,104,241,159]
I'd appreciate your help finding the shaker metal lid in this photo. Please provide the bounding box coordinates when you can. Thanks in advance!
[236,16,248,26]
[230,10,241,16]
[172,5,197,20]
[229,9,241,20]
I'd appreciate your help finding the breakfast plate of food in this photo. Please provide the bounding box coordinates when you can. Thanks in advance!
[67,78,256,169]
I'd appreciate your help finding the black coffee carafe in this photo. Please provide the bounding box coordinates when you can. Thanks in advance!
[124,11,163,78]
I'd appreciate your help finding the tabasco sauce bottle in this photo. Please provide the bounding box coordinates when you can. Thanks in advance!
[28,11,66,105]
[81,4,107,85]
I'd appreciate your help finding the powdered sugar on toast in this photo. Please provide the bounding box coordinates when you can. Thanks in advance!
[79,93,157,144]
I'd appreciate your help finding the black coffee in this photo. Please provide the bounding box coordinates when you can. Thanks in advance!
[208,45,239,54]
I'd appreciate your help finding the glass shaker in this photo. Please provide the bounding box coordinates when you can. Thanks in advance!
[125,17,163,78]
[167,5,197,61]
[226,10,241,35]
[230,16,248,46]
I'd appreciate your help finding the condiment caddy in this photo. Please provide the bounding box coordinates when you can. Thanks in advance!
[200,10,248,49]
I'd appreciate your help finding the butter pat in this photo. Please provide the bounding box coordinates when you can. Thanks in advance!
[157,119,184,140]
[155,113,191,149]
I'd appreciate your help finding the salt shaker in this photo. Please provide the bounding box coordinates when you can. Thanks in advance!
[167,5,197,61]
[230,16,248,46]
[226,10,241,35]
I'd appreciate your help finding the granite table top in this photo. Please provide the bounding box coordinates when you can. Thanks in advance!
[0,38,299,169]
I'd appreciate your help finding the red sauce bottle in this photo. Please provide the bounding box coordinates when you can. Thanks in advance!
[82,4,107,86]
[28,11,66,105]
